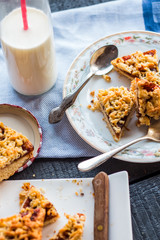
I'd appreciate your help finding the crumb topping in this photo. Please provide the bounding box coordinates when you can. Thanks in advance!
[88,49,160,140]
[132,78,160,126]
[50,213,86,240]
[96,87,135,134]
[0,208,45,240]
[19,183,59,225]
[0,122,34,169]
[143,71,160,85]
[111,49,159,78]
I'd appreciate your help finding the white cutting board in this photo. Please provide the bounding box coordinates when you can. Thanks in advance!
[0,171,133,240]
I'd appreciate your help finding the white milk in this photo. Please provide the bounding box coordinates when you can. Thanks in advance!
[1,7,57,95]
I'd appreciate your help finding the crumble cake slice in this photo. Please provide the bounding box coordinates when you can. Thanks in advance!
[131,78,160,126]
[0,208,45,240]
[143,71,160,85]
[19,182,59,226]
[111,49,159,80]
[0,122,34,182]
[95,86,135,141]
[50,213,86,240]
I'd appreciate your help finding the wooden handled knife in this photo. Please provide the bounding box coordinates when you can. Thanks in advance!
[92,171,109,240]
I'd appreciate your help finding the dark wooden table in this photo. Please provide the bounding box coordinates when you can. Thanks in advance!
[10,1,160,239]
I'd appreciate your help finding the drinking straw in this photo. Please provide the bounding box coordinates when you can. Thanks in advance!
[21,0,28,30]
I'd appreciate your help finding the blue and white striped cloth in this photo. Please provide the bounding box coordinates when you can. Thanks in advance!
[0,0,160,158]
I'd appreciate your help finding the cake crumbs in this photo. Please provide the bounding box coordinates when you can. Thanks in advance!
[90,90,95,97]
[75,191,84,196]
[87,104,92,109]
[80,188,84,196]
[40,187,45,194]
[72,180,83,185]
[75,187,84,196]
[103,74,111,82]
[72,180,77,183]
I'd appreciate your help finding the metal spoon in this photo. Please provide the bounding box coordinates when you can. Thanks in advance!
[78,121,160,172]
[49,45,118,124]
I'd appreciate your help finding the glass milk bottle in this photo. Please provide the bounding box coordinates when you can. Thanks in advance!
[0,0,57,95]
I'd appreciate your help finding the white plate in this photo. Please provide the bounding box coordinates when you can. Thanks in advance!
[0,104,42,172]
[0,171,132,240]
[64,30,160,163]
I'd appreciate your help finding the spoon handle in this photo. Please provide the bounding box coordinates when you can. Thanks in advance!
[49,71,94,124]
[78,136,148,172]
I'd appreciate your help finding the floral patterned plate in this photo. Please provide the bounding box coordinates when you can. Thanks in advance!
[64,31,160,163]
